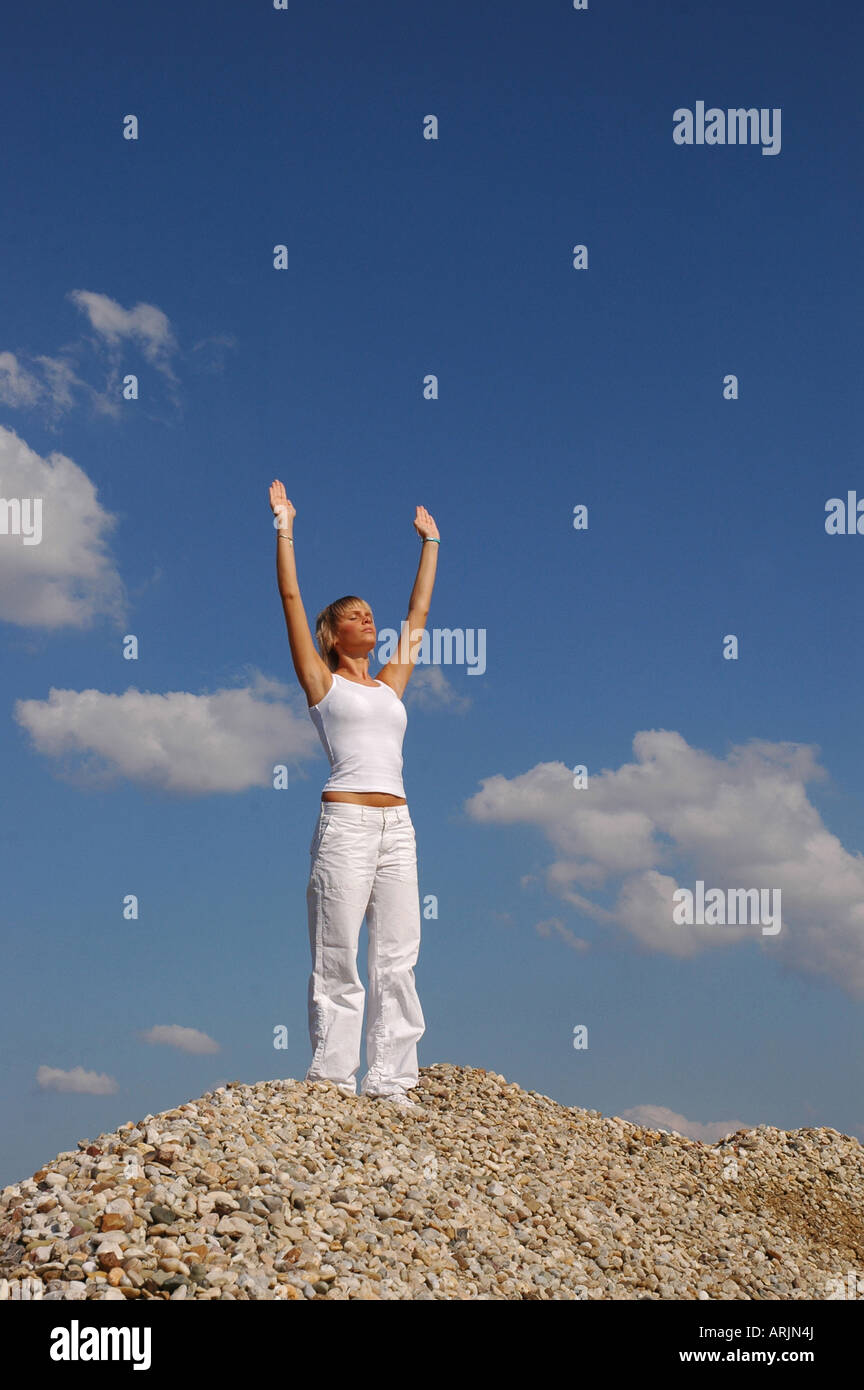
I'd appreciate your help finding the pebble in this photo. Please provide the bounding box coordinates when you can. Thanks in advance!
[0,1065,861,1300]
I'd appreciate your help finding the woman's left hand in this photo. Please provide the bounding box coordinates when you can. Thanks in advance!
[413,506,440,541]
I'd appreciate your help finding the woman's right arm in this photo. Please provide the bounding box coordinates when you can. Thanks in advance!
[268,480,332,707]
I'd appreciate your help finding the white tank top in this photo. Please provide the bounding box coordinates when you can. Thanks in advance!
[307,672,407,798]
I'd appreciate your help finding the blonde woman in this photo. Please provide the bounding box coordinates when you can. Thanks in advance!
[269,480,439,1109]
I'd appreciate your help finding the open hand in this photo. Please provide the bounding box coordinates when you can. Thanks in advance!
[413,505,439,541]
[269,479,296,531]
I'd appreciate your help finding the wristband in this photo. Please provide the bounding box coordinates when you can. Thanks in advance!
[422,537,440,544]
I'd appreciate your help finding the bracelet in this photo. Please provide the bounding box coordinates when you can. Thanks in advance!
[278,534,294,544]
[422,537,440,544]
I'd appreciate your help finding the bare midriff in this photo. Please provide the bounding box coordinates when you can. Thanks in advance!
[321,791,407,806]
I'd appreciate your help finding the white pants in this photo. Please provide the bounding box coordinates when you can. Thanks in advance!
[305,801,425,1096]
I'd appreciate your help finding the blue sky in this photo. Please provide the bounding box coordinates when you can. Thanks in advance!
[1,0,862,1187]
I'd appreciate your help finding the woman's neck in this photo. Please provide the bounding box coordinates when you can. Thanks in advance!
[336,667,375,684]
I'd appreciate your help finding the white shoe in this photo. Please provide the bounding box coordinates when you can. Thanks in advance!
[368,1088,419,1110]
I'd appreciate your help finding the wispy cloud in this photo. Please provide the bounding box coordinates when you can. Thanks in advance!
[534,916,590,951]
[140,1025,220,1055]
[0,348,108,421]
[0,290,230,423]
[0,350,44,406]
[189,332,238,374]
[465,730,864,998]
[68,289,178,374]
[36,1065,118,1095]
[619,1103,745,1143]
[400,664,471,711]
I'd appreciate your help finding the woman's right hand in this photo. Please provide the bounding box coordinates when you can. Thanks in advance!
[269,479,296,533]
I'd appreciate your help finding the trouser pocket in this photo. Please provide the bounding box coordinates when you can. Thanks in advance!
[309,812,335,857]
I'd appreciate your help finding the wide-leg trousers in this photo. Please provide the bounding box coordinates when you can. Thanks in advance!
[305,801,425,1096]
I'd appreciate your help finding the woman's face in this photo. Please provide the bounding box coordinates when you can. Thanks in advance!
[335,604,376,654]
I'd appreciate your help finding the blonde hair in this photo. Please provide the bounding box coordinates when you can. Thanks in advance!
[314,595,373,671]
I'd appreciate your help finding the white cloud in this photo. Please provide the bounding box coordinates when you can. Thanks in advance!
[140,1025,220,1055]
[68,289,178,373]
[0,425,125,628]
[534,917,590,952]
[0,351,44,406]
[619,1104,745,1143]
[0,349,107,420]
[33,355,83,410]
[36,1065,118,1095]
[0,290,197,421]
[399,664,471,711]
[465,730,864,998]
[14,669,321,794]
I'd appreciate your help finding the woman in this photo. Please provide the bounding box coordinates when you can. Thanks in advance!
[269,479,439,1109]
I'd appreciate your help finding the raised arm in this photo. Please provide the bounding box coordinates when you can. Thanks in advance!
[376,505,440,699]
[269,480,332,707]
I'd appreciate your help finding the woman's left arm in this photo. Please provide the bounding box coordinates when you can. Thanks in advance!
[407,505,440,617]
[375,506,440,695]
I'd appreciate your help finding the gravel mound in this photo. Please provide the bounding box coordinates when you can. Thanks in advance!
[1,1063,861,1300]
